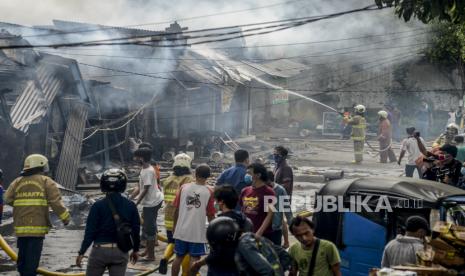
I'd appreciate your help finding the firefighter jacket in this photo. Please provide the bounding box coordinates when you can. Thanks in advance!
[4,174,70,237]
[162,174,193,231]
[432,133,456,149]
[378,118,393,142]
[345,115,366,141]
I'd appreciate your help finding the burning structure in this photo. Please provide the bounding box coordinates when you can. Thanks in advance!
[0,18,462,190]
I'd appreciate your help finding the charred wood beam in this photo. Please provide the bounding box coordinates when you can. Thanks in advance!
[81,140,126,160]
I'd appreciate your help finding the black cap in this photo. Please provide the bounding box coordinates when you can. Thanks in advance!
[440,144,458,158]
[406,216,430,234]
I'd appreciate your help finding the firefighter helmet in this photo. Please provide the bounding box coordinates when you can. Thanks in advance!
[446,123,459,135]
[100,168,127,193]
[378,110,388,119]
[207,217,240,249]
[173,153,192,169]
[23,154,49,172]
[354,104,366,113]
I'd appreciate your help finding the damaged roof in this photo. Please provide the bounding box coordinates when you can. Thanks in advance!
[0,34,91,133]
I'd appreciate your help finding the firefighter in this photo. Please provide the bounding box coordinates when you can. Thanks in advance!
[432,123,459,149]
[4,154,70,276]
[378,110,397,163]
[158,153,194,275]
[344,104,367,163]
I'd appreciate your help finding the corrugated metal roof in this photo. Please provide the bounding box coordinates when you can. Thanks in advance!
[55,102,88,191]
[10,63,64,132]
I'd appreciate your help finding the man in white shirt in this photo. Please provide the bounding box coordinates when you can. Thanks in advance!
[381,216,430,268]
[398,127,425,178]
[131,147,164,262]
[171,164,216,276]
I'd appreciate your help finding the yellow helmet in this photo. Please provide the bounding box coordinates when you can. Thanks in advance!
[173,153,192,169]
[23,154,49,172]
[378,110,388,119]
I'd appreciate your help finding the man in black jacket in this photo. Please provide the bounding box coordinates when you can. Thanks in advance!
[76,169,140,276]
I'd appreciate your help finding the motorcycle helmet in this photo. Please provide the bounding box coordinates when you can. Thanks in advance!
[100,168,127,193]
[207,217,240,248]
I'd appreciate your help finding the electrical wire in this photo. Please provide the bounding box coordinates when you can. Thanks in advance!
[0,4,380,50]
[82,97,151,141]
[42,31,429,63]
[54,28,428,51]
[17,0,306,38]
[76,50,424,93]
[79,51,422,130]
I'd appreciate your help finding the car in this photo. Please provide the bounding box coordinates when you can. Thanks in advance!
[312,177,465,276]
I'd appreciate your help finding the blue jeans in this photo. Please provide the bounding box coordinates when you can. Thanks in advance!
[405,164,421,178]
[17,237,44,276]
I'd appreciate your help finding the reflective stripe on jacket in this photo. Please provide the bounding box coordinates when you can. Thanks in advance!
[4,174,70,237]
[346,115,366,141]
[162,174,193,231]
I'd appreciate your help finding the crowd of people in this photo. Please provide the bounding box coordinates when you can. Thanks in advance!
[1,145,344,276]
[344,103,465,189]
[5,110,465,275]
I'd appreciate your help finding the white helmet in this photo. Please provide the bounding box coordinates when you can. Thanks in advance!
[378,110,388,119]
[173,153,192,169]
[354,104,366,113]
[446,123,459,135]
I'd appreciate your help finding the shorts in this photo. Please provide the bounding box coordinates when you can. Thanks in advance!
[174,239,207,257]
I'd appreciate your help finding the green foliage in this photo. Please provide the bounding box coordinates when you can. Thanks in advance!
[376,0,465,24]
[425,21,465,65]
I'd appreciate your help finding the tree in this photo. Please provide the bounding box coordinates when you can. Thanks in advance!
[425,21,465,99]
[375,0,465,24]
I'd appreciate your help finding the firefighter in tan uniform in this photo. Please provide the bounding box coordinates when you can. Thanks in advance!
[4,154,70,276]
[344,105,367,163]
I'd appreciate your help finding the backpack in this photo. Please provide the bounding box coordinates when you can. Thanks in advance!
[106,196,134,253]
[257,236,292,275]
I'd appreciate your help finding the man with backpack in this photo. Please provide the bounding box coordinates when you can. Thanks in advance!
[289,216,341,276]
[76,169,140,276]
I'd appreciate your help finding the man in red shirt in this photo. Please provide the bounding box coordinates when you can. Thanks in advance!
[239,163,276,237]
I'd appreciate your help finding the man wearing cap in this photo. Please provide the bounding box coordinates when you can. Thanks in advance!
[381,216,430,268]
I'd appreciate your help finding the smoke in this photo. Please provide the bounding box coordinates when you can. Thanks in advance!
[0,0,426,64]
[0,0,428,128]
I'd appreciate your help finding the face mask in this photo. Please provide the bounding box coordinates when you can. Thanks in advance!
[274,154,283,164]
[244,174,253,185]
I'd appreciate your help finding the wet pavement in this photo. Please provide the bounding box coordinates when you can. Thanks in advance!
[0,137,419,275]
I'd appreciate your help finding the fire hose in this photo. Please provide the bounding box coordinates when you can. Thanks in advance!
[0,233,168,276]
[364,139,393,156]
[0,208,309,276]
[0,235,85,276]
